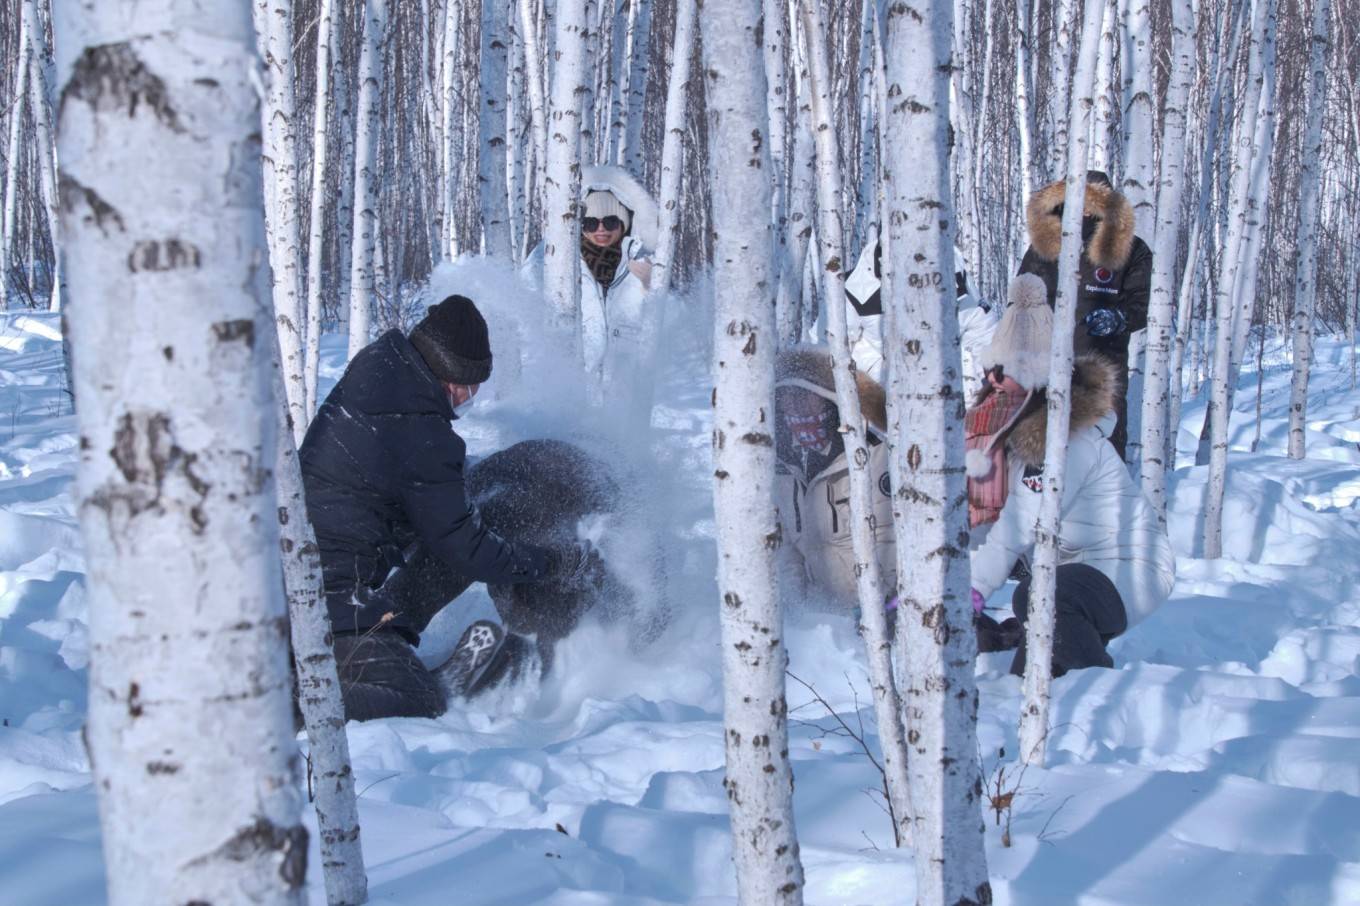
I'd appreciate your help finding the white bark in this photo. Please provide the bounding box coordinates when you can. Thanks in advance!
[480,0,513,259]
[1137,0,1194,519]
[1090,0,1115,170]
[1287,0,1331,461]
[1018,0,1104,766]
[620,0,651,178]
[1205,0,1274,559]
[779,77,815,346]
[1119,0,1155,237]
[2,0,34,305]
[254,0,309,443]
[305,0,340,419]
[651,0,695,296]
[542,0,586,331]
[1046,0,1077,182]
[1167,224,1203,466]
[880,0,992,901]
[26,0,61,311]
[703,0,806,901]
[1014,0,1036,205]
[519,0,550,235]
[55,6,305,902]
[272,371,366,906]
[347,0,385,359]
[763,0,790,334]
[798,0,913,849]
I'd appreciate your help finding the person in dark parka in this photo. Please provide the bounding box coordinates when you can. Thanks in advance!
[300,294,592,721]
[1017,170,1152,460]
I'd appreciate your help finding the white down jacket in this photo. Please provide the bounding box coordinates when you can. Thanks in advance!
[970,358,1176,626]
[773,348,897,607]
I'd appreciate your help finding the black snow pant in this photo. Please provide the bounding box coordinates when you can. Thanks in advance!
[1008,562,1128,678]
[333,545,474,722]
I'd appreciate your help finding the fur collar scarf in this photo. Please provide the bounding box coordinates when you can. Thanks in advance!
[1004,355,1118,468]
[1026,178,1136,271]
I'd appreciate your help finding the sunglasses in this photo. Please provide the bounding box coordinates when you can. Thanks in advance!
[582,216,624,232]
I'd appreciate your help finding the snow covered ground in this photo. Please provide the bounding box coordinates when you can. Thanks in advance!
[1,281,1359,904]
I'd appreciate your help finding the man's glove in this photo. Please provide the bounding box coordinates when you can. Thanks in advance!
[545,540,606,592]
[1083,307,1127,338]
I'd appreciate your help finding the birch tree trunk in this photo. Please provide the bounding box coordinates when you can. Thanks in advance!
[799,0,913,849]
[55,5,305,902]
[305,0,340,419]
[254,0,309,442]
[26,0,61,311]
[1018,0,1104,766]
[2,0,33,305]
[1137,0,1195,520]
[1287,0,1331,461]
[1205,0,1274,559]
[1046,0,1077,182]
[880,0,992,900]
[272,368,366,906]
[441,1,463,258]
[480,0,513,259]
[620,0,651,178]
[543,0,587,331]
[1119,0,1155,236]
[702,0,806,900]
[520,0,550,217]
[348,0,386,360]
[1014,0,1036,206]
[652,0,695,296]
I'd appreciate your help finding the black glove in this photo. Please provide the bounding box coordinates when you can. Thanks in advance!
[1083,307,1127,338]
[976,614,1024,653]
[544,540,606,592]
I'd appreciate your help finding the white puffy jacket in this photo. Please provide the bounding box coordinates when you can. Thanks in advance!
[969,360,1176,626]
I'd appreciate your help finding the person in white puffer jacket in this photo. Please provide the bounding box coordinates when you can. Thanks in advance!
[844,226,999,401]
[523,166,660,416]
[967,277,1176,676]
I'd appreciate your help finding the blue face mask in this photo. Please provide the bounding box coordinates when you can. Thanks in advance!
[448,385,477,419]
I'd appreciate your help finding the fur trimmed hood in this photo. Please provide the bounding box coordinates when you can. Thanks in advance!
[1026,173,1136,271]
[581,165,659,250]
[1005,355,1118,468]
[775,345,887,436]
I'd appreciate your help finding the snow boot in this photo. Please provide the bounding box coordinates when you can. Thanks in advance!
[437,620,541,699]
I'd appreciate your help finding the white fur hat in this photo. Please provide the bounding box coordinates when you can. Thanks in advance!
[580,165,659,249]
[981,273,1052,389]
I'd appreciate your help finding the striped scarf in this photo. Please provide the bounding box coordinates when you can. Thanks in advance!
[965,375,1030,528]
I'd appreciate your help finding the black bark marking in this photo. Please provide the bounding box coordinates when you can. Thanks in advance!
[63,43,183,131]
[127,681,143,718]
[212,320,256,347]
[740,432,773,447]
[193,817,309,890]
[58,176,126,235]
[146,760,180,775]
[128,239,202,273]
[741,332,757,356]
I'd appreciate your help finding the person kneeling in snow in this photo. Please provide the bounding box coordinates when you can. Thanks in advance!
[300,295,601,721]
[966,274,1175,676]
[773,346,896,609]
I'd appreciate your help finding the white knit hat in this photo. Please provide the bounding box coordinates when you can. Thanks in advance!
[582,190,632,230]
[981,273,1052,389]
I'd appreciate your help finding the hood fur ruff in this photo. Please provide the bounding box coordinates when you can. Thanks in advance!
[581,165,660,250]
[1026,178,1136,270]
[1005,355,1118,468]
[775,345,887,436]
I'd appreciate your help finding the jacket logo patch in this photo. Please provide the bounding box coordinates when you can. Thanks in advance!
[879,472,892,497]
[1094,267,1114,284]
[1022,474,1044,493]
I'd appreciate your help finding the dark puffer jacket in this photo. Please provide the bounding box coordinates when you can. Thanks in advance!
[300,330,549,634]
[1017,172,1152,371]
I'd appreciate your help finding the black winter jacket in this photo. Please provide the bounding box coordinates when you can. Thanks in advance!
[1017,176,1152,371]
[300,330,549,633]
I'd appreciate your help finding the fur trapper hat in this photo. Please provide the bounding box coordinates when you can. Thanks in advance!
[775,345,887,436]
[981,274,1052,389]
[1026,170,1136,270]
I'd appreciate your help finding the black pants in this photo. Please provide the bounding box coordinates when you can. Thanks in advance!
[1009,562,1127,678]
[333,546,473,721]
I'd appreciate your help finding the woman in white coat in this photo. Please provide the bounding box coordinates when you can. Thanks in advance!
[967,275,1176,676]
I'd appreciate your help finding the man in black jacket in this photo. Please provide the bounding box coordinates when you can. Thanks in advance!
[301,294,592,720]
[1017,170,1152,460]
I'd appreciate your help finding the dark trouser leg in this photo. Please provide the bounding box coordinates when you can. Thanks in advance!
[362,545,475,641]
[1009,562,1128,678]
[333,630,446,721]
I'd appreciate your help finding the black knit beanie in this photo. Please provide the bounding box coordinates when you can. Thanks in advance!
[409,295,493,385]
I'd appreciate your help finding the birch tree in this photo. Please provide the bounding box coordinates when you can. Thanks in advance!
[702,0,805,900]
[55,4,305,901]
[2,0,34,303]
[651,0,695,296]
[542,0,587,330]
[1288,0,1332,461]
[798,0,913,848]
[26,0,60,311]
[305,0,341,418]
[1018,0,1105,766]
[254,0,309,440]
[348,0,387,360]
[480,0,513,259]
[1137,0,1196,519]
[879,0,992,899]
[1120,0,1155,236]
